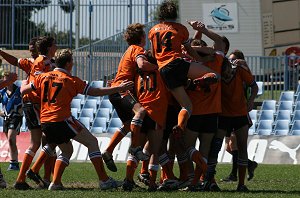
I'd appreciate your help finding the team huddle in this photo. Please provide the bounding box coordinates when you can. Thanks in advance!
[0,0,258,192]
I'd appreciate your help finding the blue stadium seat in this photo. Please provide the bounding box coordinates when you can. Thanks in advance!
[290,120,300,135]
[274,110,291,122]
[79,117,90,130]
[261,100,276,111]
[295,84,300,96]
[291,110,300,124]
[277,101,293,112]
[83,99,98,114]
[71,108,79,119]
[91,126,103,134]
[248,120,256,135]
[71,99,82,112]
[91,80,104,88]
[96,108,110,121]
[279,91,294,102]
[111,109,119,118]
[86,95,102,106]
[92,117,107,132]
[74,94,85,105]
[249,110,258,122]
[256,120,273,135]
[100,99,113,113]
[294,101,300,111]
[273,120,290,136]
[107,127,119,133]
[108,118,122,128]
[258,110,274,122]
[80,108,94,122]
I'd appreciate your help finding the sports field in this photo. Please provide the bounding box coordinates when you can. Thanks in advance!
[1,162,300,198]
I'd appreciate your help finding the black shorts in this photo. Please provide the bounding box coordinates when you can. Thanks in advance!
[141,115,156,133]
[187,113,218,134]
[218,115,252,137]
[109,93,134,123]
[3,116,22,134]
[160,58,190,89]
[41,117,81,145]
[23,102,41,130]
[163,105,181,140]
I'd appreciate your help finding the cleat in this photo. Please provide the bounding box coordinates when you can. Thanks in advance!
[99,177,123,190]
[220,174,238,182]
[128,146,149,161]
[147,184,158,192]
[177,178,192,189]
[48,182,64,190]
[102,151,117,172]
[236,184,249,192]
[122,179,135,191]
[137,172,150,186]
[209,182,221,192]
[0,175,7,189]
[248,161,258,181]
[14,182,32,190]
[7,162,19,171]
[26,169,47,187]
[157,179,178,191]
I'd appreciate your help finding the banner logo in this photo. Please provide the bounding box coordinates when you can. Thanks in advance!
[269,140,300,164]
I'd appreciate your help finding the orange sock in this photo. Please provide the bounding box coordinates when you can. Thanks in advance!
[52,157,69,185]
[44,155,57,181]
[190,150,207,185]
[149,164,159,187]
[130,118,143,147]
[106,129,126,154]
[126,156,138,181]
[16,150,35,183]
[161,161,176,180]
[31,151,49,174]
[140,159,149,174]
[178,108,190,129]
[89,151,109,181]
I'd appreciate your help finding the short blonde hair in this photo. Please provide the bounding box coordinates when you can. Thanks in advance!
[55,48,72,68]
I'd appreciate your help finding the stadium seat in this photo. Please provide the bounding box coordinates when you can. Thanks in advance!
[295,84,300,96]
[108,118,122,128]
[71,108,79,119]
[111,109,119,118]
[91,126,104,134]
[107,127,119,133]
[100,99,113,113]
[290,120,300,135]
[294,101,300,111]
[277,101,293,112]
[96,108,110,121]
[92,117,107,132]
[86,95,102,106]
[79,117,90,130]
[261,100,276,111]
[248,120,256,135]
[256,81,264,96]
[274,110,291,122]
[256,120,273,135]
[249,110,258,122]
[71,99,82,112]
[279,91,294,102]
[258,110,274,122]
[83,99,98,113]
[80,108,94,122]
[74,94,85,105]
[91,80,104,88]
[273,120,290,136]
[291,110,300,124]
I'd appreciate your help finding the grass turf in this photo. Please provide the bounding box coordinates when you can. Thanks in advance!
[0,162,300,197]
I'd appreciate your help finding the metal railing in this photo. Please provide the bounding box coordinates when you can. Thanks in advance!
[0,0,162,49]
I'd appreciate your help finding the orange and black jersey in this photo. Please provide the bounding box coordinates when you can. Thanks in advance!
[18,58,34,75]
[111,45,146,88]
[221,66,255,116]
[23,55,55,103]
[31,68,89,123]
[148,21,189,69]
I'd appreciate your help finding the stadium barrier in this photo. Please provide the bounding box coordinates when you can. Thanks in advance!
[1,132,299,164]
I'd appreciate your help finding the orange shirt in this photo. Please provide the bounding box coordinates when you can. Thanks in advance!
[23,55,54,103]
[187,52,223,115]
[111,45,145,88]
[32,68,89,123]
[148,21,189,69]
[18,58,34,74]
[221,66,255,116]
[135,70,168,127]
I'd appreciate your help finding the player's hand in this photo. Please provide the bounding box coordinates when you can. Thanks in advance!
[187,20,206,31]
[106,79,114,87]
[118,80,134,91]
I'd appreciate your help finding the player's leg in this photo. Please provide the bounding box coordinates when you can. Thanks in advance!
[6,128,19,171]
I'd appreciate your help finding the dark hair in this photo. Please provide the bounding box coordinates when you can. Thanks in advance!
[124,23,145,45]
[222,36,230,55]
[29,37,38,46]
[191,39,207,47]
[36,36,55,55]
[158,0,178,20]
[55,48,72,68]
[230,49,245,60]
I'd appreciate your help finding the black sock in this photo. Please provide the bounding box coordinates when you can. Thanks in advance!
[230,150,238,177]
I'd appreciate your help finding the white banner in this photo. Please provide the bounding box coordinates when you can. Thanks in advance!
[203,3,238,33]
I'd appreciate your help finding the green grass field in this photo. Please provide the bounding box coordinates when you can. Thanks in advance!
[1,162,300,198]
